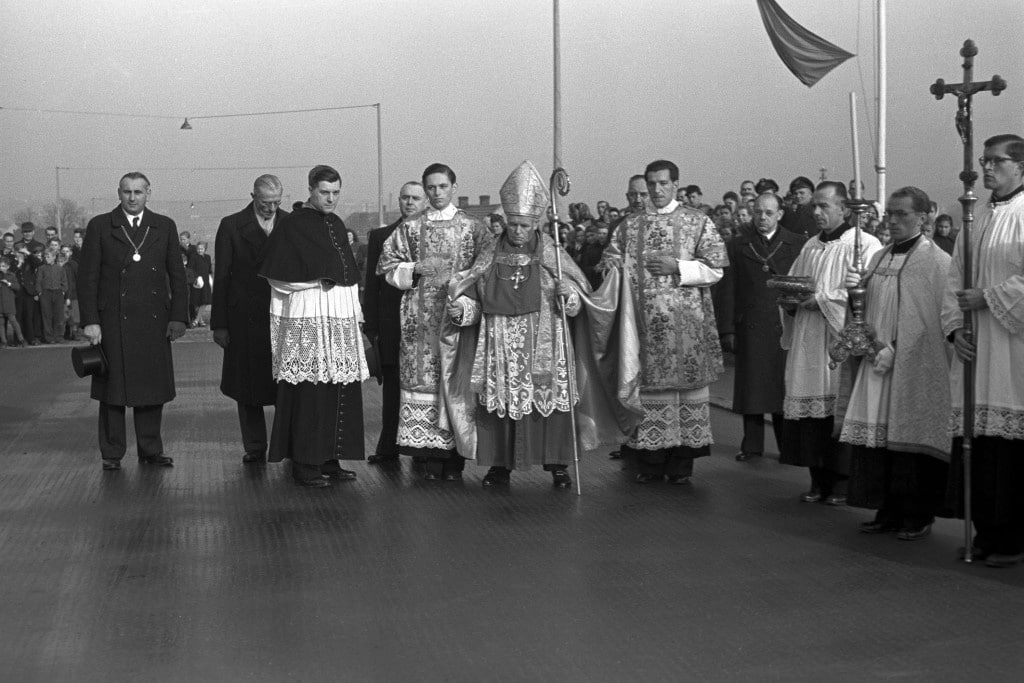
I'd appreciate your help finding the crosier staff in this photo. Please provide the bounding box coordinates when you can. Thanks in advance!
[930,39,1007,562]
[548,167,581,496]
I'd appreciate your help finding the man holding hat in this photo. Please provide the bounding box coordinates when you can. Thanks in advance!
[77,172,188,470]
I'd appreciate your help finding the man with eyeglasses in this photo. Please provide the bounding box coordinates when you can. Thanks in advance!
[943,133,1024,568]
[839,186,951,542]
[211,174,287,465]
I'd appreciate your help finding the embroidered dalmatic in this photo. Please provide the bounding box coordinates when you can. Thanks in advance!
[603,200,728,450]
[377,205,492,453]
[781,227,881,419]
[839,238,951,457]
[942,191,1024,441]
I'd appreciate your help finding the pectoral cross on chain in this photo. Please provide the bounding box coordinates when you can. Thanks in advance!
[510,267,526,290]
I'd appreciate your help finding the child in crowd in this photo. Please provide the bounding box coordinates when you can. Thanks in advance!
[35,248,68,344]
[0,257,27,347]
[59,246,80,340]
[16,249,41,345]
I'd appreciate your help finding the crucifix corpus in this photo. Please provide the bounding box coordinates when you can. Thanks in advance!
[929,38,1007,563]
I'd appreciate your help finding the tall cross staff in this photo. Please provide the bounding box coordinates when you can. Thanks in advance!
[929,39,1007,562]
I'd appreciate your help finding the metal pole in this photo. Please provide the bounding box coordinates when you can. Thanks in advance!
[553,0,562,173]
[376,103,384,228]
[55,166,63,241]
[549,168,580,495]
[876,0,887,202]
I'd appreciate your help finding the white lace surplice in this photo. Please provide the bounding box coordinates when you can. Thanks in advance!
[267,281,368,385]
[840,254,904,447]
[942,192,1024,440]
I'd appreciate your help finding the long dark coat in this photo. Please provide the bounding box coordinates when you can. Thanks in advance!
[78,207,188,406]
[363,220,403,366]
[209,203,283,406]
[718,228,806,414]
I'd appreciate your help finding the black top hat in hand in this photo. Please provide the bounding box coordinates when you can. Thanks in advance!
[71,345,108,378]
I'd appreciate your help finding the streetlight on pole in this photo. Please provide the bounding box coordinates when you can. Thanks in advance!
[180,103,385,227]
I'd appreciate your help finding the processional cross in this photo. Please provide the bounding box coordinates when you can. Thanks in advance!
[929,39,1006,562]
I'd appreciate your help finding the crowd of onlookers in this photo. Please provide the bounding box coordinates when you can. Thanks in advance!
[0,221,213,347]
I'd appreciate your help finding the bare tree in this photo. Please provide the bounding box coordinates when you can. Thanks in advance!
[42,199,87,238]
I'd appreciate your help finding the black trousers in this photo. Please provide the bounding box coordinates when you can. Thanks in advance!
[374,363,400,457]
[16,293,40,342]
[237,402,268,456]
[741,413,784,456]
[950,436,1024,555]
[98,402,164,461]
[850,447,948,528]
[624,444,708,477]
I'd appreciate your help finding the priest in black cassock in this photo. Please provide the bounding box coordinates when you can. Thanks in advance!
[259,165,367,487]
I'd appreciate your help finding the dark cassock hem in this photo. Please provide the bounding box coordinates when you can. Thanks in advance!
[269,381,364,466]
[622,444,709,477]
[946,436,1024,554]
[780,417,850,476]
[848,446,951,523]
[477,409,574,470]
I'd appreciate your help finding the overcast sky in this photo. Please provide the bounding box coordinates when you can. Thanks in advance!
[2,0,1023,232]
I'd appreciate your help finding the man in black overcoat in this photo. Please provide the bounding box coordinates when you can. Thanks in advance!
[718,192,806,461]
[210,174,286,464]
[78,172,188,470]
[363,181,426,464]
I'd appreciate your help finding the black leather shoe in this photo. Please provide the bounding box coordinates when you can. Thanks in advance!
[984,552,1023,568]
[102,459,121,471]
[423,472,441,481]
[824,494,847,506]
[242,452,266,464]
[295,477,331,488]
[443,472,463,482]
[635,473,661,484]
[138,454,174,466]
[666,475,691,485]
[799,489,822,503]
[859,520,899,534]
[897,524,932,541]
[608,450,621,460]
[367,453,399,465]
[735,452,761,462]
[323,468,357,481]
[482,467,510,487]
[552,469,572,489]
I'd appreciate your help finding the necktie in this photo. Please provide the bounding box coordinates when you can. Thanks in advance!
[131,217,140,240]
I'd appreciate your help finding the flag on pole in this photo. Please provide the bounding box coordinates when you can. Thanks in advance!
[757,0,855,87]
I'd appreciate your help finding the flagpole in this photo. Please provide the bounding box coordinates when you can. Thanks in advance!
[876,0,887,202]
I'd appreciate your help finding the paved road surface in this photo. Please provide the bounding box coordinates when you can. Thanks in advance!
[1,336,1022,681]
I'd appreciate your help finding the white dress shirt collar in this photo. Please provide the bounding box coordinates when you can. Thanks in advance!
[655,199,679,215]
[123,209,144,226]
[426,203,458,221]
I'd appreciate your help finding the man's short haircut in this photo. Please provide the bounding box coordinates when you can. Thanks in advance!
[789,176,814,193]
[815,180,848,201]
[984,133,1024,161]
[253,174,283,193]
[936,213,954,226]
[20,222,35,233]
[628,174,645,185]
[645,160,679,182]
[308,165,341,187]
[3,232,13,240]
[422,163,456,185]
[180,231,191,239]
[890,186,931,214]
[120,171,150,187]
[400,180,424,192]
[755,178,780,194]
[292,201,305,212]
[685,184,702,195]
[73,228,84,236]
[754,191,783,211]
[723,191,739,203]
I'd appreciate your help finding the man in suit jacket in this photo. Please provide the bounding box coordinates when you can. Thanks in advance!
[363,181,427,464]
[718,192,806,461]
[78,172,188,470]
[210,175,286,464]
